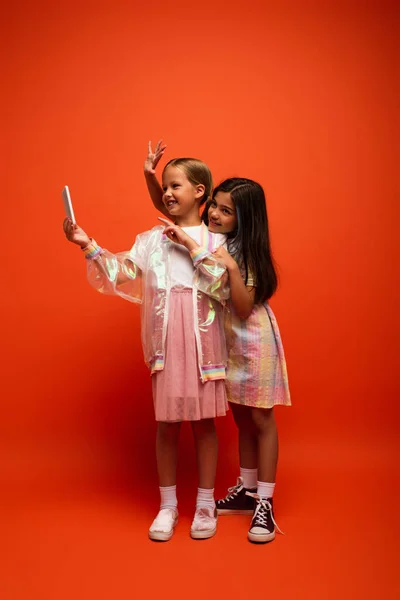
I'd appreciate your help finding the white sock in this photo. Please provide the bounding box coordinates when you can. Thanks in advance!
[257,481,275,499]
[159,485,178,510]
[196,487,215,511]
[240,467,257,489]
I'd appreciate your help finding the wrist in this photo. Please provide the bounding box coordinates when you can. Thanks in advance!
[190,245,208,264]
[227,260,239,274]
[185,238,198,252]
[80,238,91,249]
[81,238,103,259]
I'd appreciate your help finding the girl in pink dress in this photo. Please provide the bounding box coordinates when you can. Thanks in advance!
[63,157,228,541]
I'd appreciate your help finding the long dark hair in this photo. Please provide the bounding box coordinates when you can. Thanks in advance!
[203,178,278,304]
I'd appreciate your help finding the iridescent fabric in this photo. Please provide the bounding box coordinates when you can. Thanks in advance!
[86,224,229,382]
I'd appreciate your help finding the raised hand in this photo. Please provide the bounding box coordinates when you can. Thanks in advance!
[144,140,167,176]
[63,217,91,248]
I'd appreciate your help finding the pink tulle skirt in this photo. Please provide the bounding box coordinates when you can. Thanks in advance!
[152,288,228,422]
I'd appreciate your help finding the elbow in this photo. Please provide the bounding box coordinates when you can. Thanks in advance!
[235,299,254,320]
[236,308,253,320]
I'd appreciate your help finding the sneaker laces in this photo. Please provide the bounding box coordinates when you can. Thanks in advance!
[219,477,244,504]
[246,492,285,535]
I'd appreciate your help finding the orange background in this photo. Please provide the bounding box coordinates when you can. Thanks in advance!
[2,1,398,598]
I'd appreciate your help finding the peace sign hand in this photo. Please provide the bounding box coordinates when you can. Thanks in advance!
[144,140,167,175]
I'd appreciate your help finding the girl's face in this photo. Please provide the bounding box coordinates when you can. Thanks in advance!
[162,166,204,219]
[207,191,238,234]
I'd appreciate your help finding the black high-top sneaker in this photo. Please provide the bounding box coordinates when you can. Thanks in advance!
[246,494,283,543]
[216,477,256,515]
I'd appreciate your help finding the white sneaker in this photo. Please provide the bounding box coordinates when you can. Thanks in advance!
[149,508,178,541]
[190,507,217,539]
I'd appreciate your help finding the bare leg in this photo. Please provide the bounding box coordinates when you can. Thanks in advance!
[231,403,258,470]
[190,419,219,538]
[251,408,278,482]
[156,421,182,487]
[191,418,218,489]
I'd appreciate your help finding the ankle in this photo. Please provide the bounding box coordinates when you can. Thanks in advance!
[240,467,258,489]
[160,485,178,510]
[257,481,275,499]
[196,487,215,511]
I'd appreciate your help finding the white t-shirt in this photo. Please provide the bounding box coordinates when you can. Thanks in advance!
[170,225,227,287]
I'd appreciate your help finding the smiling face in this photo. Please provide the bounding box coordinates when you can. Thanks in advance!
[207,191,238,234]
[161,166,204,220]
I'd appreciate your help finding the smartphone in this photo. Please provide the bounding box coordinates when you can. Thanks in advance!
[62,186,76,224]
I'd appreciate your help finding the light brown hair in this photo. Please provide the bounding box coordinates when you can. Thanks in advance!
[163,158,213,205]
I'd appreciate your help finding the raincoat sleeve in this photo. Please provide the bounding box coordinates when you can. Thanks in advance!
[190,246,230,304]
[83,231,152,304]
